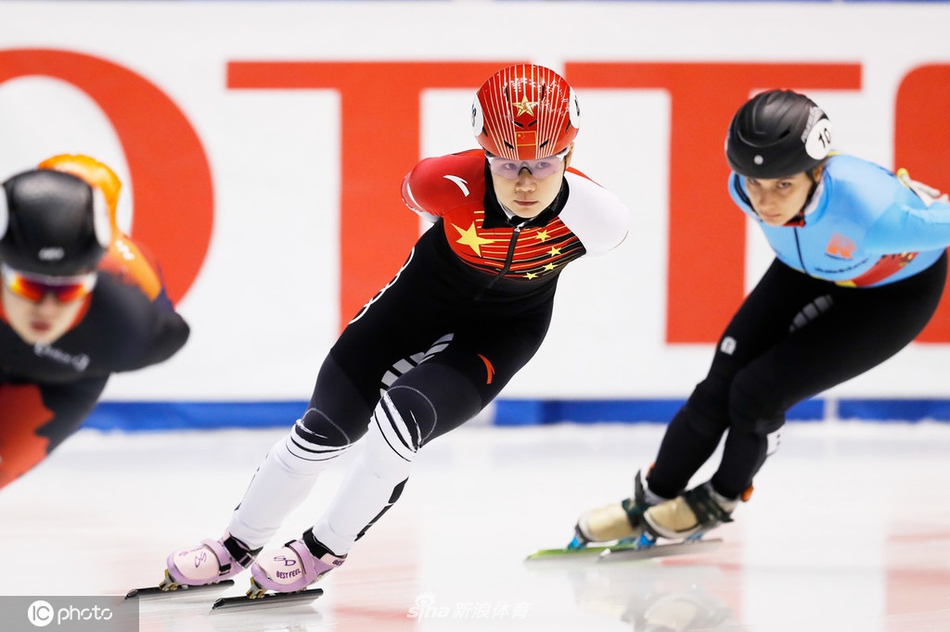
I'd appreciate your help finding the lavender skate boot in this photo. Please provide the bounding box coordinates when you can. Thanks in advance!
[248,529,346,597]
[162,532,260,590]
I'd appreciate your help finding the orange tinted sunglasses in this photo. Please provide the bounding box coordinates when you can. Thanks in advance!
[1,264,97,303]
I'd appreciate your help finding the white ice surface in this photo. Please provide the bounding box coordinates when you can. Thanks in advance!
[1,422,949,631]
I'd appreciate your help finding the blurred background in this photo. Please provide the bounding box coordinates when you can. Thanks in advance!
[4,3,950,630]
[2,0,950,428]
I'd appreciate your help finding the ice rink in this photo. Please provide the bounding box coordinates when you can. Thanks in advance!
[1,420,949,631]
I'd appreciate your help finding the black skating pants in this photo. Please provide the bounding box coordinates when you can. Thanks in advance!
[647,253,947,500]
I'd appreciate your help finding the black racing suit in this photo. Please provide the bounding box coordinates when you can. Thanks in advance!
[0,239,189,489]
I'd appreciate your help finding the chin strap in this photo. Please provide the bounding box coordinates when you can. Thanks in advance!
[783,169,825,227]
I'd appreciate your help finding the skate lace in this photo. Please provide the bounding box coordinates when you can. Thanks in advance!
[620,471,654,525]
[683,484,734,528]
[222,535,261,570]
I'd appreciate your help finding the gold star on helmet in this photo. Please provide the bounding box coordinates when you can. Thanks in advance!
[513,94,538,116]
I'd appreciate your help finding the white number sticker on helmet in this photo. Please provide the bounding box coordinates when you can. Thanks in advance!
[471,98,484,138]
[568,88,581,130]
[0,187,7,240]
[804,117,833,160]
[91,188,113,248]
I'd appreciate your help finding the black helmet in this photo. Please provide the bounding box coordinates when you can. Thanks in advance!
[0,169,112,276]
[725,89,833,179]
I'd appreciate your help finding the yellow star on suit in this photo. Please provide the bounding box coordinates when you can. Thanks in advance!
[452,222,495,256]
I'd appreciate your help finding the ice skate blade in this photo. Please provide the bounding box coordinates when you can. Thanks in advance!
[125,577,235,598]
[597,537,723,562]
[211,587,324,611]
[524,538,722,563]
[524,544,615,561]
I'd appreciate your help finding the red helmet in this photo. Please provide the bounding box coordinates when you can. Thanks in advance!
[472,64,580,160]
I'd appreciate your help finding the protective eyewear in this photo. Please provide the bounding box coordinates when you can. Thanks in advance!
[1,264,97,303]
[486,147,569,180]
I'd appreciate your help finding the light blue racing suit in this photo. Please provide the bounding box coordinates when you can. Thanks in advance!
[648,153,950,501]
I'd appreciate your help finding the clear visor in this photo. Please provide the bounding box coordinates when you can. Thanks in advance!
[486,147,569,180]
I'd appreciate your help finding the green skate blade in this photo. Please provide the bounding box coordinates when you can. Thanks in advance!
[125,579,235,599]
[525,538,723,563]
[525,542,641,561]
[597,538,723,562]
[211,587,324,611]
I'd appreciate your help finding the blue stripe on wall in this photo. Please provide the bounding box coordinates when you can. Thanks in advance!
[492,398,825,426]
[84,401,309,432]
[82,398,950,432]
[836,399,950,422]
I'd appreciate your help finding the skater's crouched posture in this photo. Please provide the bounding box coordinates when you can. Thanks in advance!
[0,156,189,491]
[575,89,950,548]
[164,64,630,597]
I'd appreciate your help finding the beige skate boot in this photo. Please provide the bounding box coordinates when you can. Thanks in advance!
[643,481,743,540]
[572,471,663,548]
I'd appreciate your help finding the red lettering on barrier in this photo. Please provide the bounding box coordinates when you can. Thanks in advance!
[227,61,513,330]
[566,63,862,343]
[895,65,950,343]
[0,49,213,304]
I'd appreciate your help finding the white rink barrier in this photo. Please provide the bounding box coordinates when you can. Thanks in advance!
[3,2,950,425]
